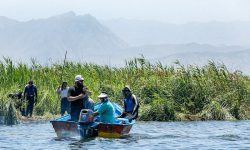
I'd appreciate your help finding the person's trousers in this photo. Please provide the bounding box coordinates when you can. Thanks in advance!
[26,97,34,117]
[61,97,70,115]
[70,106,82,122]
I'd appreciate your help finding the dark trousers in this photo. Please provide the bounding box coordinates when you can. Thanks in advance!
[70,106,82,122]
[26,96,34,117]
[61,97,70,116]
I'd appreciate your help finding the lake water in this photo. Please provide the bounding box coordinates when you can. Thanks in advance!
[0,121,250,150]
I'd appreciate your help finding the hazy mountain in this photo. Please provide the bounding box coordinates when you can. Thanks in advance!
[103,19,250,46]
[152,49,250,75]
[125,43,245,58]
[120,43,250,74]
[0,16,19,29]
[0,12,250,74]
[0,12,128,63]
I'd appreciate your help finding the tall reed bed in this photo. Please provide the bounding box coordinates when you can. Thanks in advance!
[0,57,250,121]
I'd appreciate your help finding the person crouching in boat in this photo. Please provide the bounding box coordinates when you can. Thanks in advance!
[82,87,95,111]
[121,86,139,121]
[92,92,115,124]
[67,75,86,122]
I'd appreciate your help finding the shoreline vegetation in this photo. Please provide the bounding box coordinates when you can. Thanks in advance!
[0,57,250,124]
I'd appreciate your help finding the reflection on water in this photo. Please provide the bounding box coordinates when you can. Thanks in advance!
[0,121,250,150]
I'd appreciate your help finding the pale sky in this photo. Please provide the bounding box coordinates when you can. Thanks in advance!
[0,0,250,23]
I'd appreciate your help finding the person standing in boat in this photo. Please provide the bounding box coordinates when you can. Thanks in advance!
[57,81,70,116]
[121,86,139,121]
[82,87,95,111]
[23,80,38,117]
[67,75,86,121]
[92,92,115,124]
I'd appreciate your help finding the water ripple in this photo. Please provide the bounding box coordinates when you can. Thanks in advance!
[0,121,250,149]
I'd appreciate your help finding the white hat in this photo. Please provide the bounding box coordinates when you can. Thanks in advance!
[98,92,108,98]
[75,75,84,81]
[122,85,131,92]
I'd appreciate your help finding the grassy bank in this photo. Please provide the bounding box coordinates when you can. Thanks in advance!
[0,57,250,121]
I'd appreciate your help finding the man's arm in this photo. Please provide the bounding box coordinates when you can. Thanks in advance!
[68,93,85,101]
[67,87,86,102]
[92,104,106,117]
[56,87,61,95]
[92,111,99,117]
[35,86,38,101]
[23,86,27,99]
[132,95,139,115]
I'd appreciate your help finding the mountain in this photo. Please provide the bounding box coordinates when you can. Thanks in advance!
[0,13,250,74]
[125,43,244,58]
[103,19,250,46]
[152,49,250,75]
[0,12,128,63]
[121,43,250,74]
[0,16,19,29]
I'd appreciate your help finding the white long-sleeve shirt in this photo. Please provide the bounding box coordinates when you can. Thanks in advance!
[57,87,69,98]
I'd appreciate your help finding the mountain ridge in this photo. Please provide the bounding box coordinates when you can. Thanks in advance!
[0,12,250,74]
[0,12,128,62]
[103,18,250,46]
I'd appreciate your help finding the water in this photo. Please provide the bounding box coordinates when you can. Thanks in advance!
[0,121,250,150]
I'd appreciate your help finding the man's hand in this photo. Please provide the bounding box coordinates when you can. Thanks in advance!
[78,93,85,99]
[126,113,132,117]
[34,97,37,105]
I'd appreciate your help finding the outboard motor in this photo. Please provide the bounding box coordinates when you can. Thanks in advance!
[78,109,96,139]
[79,109,94,123]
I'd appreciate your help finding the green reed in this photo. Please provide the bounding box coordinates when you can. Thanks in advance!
[0,57,250,121]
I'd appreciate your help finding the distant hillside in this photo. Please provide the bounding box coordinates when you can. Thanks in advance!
[0,12,250,74]
[122,43,250,75]
[150,48,250,75]
[125,43,245,58]
[0,12,128,63]
[103,19,250,46]
[0,16,19,29]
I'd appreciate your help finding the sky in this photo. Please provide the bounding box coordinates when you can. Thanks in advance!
[0,0,250,23]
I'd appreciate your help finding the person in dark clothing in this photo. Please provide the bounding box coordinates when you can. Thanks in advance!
[121,86,139,121]
[24,80,37,117]
[82,87,94,111]
[67,75,86,122]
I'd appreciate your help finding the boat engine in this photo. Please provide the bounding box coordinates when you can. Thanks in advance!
[79,109,94,123]
[78,109,97,139]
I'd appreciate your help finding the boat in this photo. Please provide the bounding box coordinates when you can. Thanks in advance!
[98,119,135,138]
[50,115,78,138]
[50,102,135,139]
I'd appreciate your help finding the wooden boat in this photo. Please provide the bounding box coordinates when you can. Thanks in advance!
[98,119,135,138]
[50,115,79,138]
[50,102,135,139]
